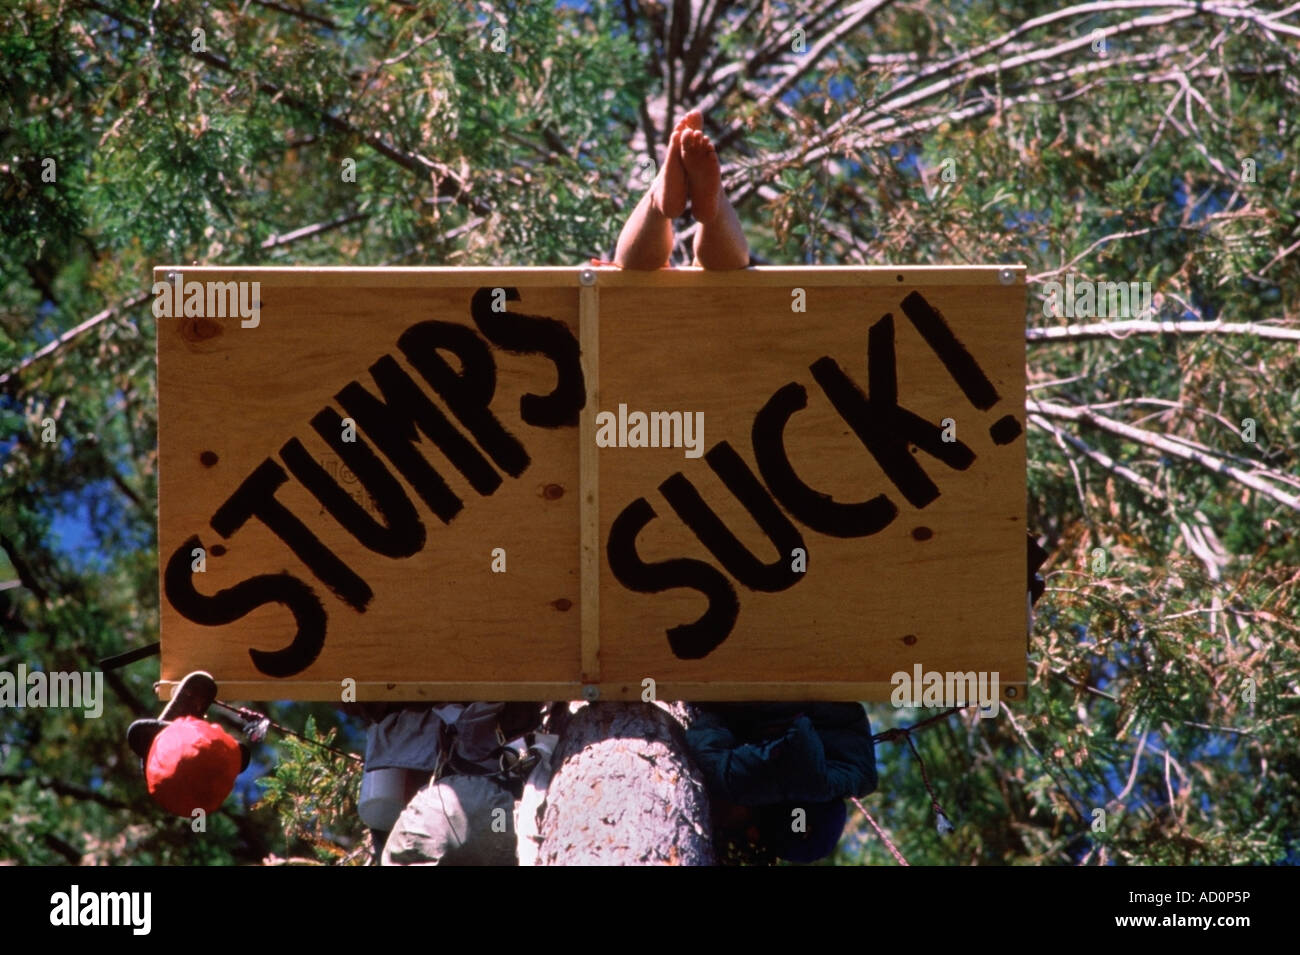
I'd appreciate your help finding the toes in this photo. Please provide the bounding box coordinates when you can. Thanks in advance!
[674,110,704,134]
[680,129,714,158]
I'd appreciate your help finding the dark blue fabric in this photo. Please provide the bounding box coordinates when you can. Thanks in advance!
[758,799,848,863]
[686,702,878,806]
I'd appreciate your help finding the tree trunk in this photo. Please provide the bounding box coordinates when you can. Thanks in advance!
[536,702,714,865]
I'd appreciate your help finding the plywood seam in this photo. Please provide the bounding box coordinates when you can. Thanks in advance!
[579,281,600,683]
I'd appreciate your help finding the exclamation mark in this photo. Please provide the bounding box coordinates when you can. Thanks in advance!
[899,291,1022,445]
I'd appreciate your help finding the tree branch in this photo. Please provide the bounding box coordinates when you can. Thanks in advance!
[719,0,893,152]
[105,669,153,718]
[261,212,369,250]
[0,293,150,391]
[1027,319,1300,343]
[43,832,84,865]
[0,533,51,603]
[248,0,337,29]
[82,1,491,216]
[0,773,129,810]
[1029,399,1300,512]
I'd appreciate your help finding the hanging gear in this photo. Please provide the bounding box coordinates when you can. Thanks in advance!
[126,671,251,817]
[127,670,359,817]
[145,716,243,816]
[369,702,547,865]
[382,774,519,866]
[433,703,547,799]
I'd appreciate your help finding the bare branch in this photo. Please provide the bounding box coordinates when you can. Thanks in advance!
[1027,319,1300,344]
[261,212,368,249]
[1029,399,1300,512]
[1027,228,1179,283]
[719,0,893,152]
[1109,729,1148,809]
[0,293,150,391]
[1030,411,1167,500]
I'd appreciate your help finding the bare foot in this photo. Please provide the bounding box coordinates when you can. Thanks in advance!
[680,128,722,224]
[652,128,687,218]
[652,111,704,218]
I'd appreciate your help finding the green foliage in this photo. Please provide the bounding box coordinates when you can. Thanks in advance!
[255,718,369,865]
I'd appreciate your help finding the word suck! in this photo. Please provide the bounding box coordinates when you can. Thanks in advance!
[607,291,1021,660]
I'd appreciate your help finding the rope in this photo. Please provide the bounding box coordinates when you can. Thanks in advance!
[850,796,910,865]
[904,730,954,834]
[211,699,363,764]
[872,705,965,743]
[859,704,965,842]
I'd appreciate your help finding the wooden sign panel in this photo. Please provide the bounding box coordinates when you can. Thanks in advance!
[154,266,1026,702]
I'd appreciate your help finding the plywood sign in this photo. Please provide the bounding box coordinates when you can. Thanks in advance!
[154,266,1026,702]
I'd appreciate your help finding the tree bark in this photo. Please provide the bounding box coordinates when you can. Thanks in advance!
[536,702,714,865]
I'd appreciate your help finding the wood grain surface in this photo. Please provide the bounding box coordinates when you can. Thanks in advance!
[154,266,1026,702]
